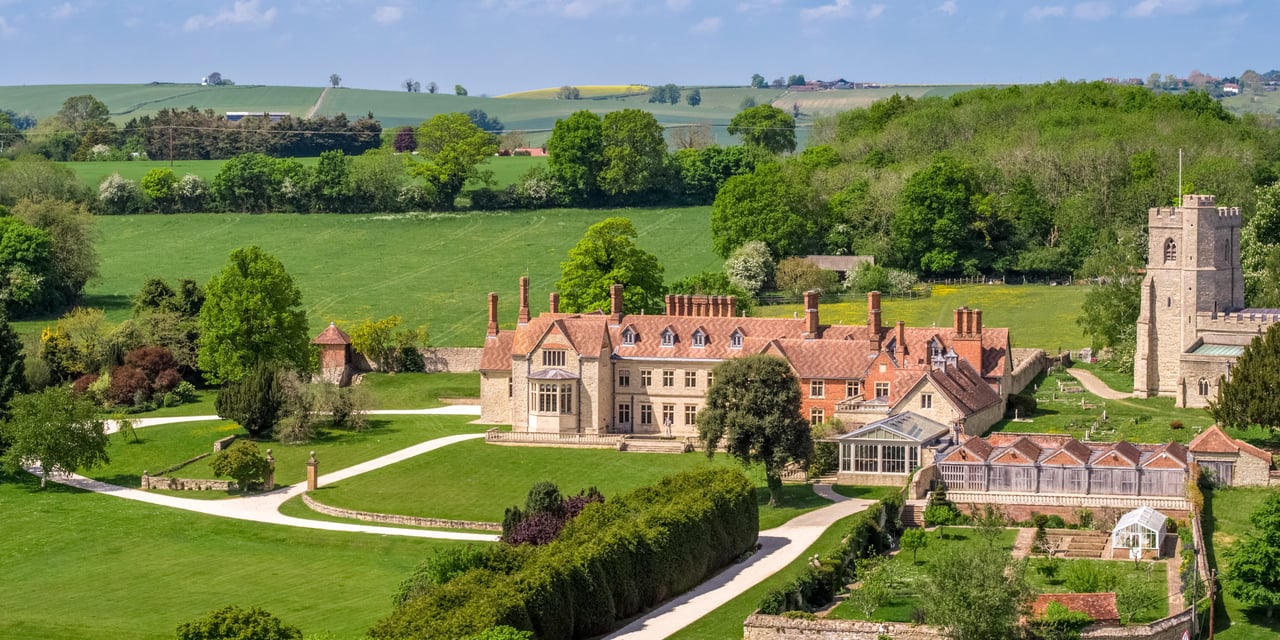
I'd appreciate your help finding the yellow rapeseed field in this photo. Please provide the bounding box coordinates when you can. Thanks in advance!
[497,85,649,99]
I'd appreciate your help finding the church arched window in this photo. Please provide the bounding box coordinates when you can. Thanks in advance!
[1164,238,1177,263]
[1197,378,1209,397]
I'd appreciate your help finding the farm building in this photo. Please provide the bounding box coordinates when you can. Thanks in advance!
[799,255,875,281]
[479,280,1015,437]
[1186,425,1278,486]
[1111,506,1168,553]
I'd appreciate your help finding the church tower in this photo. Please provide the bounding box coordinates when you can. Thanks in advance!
[1134,194,1243,399]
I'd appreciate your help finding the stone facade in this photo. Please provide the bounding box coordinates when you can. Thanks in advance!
[1009,348,1048,396]
[1134,194,1276,408]
[141,474,236,491]
[418,347,483,373]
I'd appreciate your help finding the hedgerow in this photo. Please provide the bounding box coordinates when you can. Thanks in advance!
[371,467,758,639]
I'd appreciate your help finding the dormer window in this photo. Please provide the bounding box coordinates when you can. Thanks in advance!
[930,339,944,359]
[621,327,636,346]
[730,330,744,349]
[661,329,675,347]
[692,330,706,348]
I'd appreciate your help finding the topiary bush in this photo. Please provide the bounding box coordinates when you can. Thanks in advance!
[175,605,300,640]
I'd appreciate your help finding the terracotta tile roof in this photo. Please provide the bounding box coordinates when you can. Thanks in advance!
[1092,441,1142,468]
[479,332,515,371]
[312,322,351,345]
[945,434,1191,470]
[769,339,874,379]
[1142,442,1189,469]
[924,359,1003,414]
[941,437,993,463]
[1189,425,1274,462]
[511,314,609,358]
[1032,593,1119,625]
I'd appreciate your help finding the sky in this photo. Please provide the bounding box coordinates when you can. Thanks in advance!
[0,0,1270,94]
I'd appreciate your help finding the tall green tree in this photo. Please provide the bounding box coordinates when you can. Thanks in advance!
[215,361,286,438]
[13,197,97,303]
[0,215,57,315]
[686,88,702,107]
[555,217,665,315]
[198,246,309,384]
[711,162,819,258]
[750,73,766,89]
[546,110,604,202]
[920,543,1034,640]
[891,154,1000,275]
[413,112,498,209]
[1242,182,1280,306]
[727,104,796,154]
[0,386,107,488]
[1076,229,1144,369]
[598,109,668,199]
[697,353,813,506]
[1211,323,1280,430]
[1222,493,1280,619]
[0,309,27,420]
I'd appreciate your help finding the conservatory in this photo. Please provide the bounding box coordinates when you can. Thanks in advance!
[1110,506,1168,553]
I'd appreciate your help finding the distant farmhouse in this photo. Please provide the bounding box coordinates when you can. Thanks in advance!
[800,255,874,282]
[480,278,1023,438]
[1134,194,1279,408]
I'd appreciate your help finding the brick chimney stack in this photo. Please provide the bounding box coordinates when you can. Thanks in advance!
[518,276,530,325]
[973,309,983,334]
[610,283,624,324]
[728,296,738,318]
[895,320,906,360]
[868,291,882,350]
[803,290,820,339]
[487,292,499,337]
[549,291,560,314]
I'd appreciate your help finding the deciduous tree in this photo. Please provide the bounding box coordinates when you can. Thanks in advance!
[412,112,497,209]
[547,110,604,201]
[199,246,309,384]
[1222,493,1280,619]
[329,73,342,88]
[711,162,819,258]
[697,353,813,506]
[598,109,668,199]
[455,84,468,96]
[393,126,417,153]
[0,386,107,488]
[750,73,766,89]
[728,104,795,154]
[556,217,665,315]
[920,544,1032,640]
[11,198,98,307]
[686,87,702,107]
[901,528,929,563]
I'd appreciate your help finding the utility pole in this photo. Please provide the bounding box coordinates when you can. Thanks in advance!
[1207,569,1216,640]
[168,126,174,168]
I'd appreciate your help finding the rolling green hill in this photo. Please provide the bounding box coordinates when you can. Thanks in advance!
[0,83,322,121]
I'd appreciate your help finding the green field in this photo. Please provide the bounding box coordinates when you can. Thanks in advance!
[11,206,721,346]
[756,284,1090,351]
[310,438,827,530]
[0,471,458,639]
[0,83,323,123]
[1204,487,1280,639]
[59,154,545,190]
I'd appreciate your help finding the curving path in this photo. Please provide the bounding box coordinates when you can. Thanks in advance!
[1066,368,1132,401]
[606,489,877,639]
[42,406,500,542]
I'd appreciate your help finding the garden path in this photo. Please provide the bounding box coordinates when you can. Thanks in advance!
[1066,368,1131,401]
[605,488,878,640]
[36,407,501,542]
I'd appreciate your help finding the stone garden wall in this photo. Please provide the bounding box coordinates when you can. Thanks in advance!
[141,475,236,491]
[744,607,1196,640]
[301,493,501,532]
[1009,348,1049,395]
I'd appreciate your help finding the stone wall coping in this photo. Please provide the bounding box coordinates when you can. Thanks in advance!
[301,492,501,532]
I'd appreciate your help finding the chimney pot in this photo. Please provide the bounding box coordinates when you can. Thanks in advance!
[487,292,499,337]
[518,276,530,325]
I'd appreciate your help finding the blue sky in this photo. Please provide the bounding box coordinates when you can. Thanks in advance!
[0,0,1268,94]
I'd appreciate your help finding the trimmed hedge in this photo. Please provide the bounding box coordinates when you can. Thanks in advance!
[757,497,900,615]
[371,467,758,639]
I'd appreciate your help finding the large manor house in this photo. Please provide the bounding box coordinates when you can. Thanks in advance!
[480,278,1014,437]
[1134,194,1280,408]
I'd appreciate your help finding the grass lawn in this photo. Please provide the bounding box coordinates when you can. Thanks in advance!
[117,388,218,418]
[1027,558,1169,623]
[826,527,1018,622]
[311,439,829,528]
[357,372,480,408]
[88,414,486,490]
[12,207,721,346]
[1071,360,1136,393]
[832,485,903,501]
[988,369,1218,444]
[754,284,1090,352]
[1204,487,1280,639]
[0,471,464,640]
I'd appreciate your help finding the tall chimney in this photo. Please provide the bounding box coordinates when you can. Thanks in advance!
[549,291,560,314]
[518,276,530,325]
[868,291,882,349]
[973,309,983,334]
[610,283,624,324]
[803,290,820,339]
[954,307,966,335]
[712,295,723,317]
[665,295,674,316]
[487,292,499,337]
[895,320,906,359]
[727,296,738,318]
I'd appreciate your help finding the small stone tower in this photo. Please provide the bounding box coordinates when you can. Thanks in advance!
[1134,194,1243,399]
[313,322,354,386]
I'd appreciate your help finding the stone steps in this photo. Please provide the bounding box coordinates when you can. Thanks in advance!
[621,439,690,454]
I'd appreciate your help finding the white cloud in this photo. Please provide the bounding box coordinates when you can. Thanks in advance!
[935,0,957,15]
[801,0,852,20]
[49,2,76,19]
[372,5,403,23]
[666,0,691,10]
[0,16,14,36]
[1073,1,1112,19]
[690,15,720,31]
[1126,0,1236,18]
[865,3,884,18]
[736,0,784,13]
[1025,5,1065,20]
[184,0,277,31]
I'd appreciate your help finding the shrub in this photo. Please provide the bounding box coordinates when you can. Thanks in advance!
[1063,559,1118,593]
[395,545,497,606]
[71,373,99,396]
[372,467,758,639]
[513,167,563,209]
[1007,393,1037,416]
[397,346,424,373]
[176,174,208,211]
[780,610,818,621]
[775,257,840,296]
[1031,601,1093,640]
[1045,515,1067,529]
[209,440,271,490]
[176,605,301,640]
[97,173,142,215]
[140,168,178,212]
[154,367,183,394]
[807,441,838,477]
[1169,420,1183,430]
[1074,508,1094,529]
[466,627,533,640]
[124,346,179,380]
[724,241,774,294]
[106,365,150,406]
[173,380,198,403]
